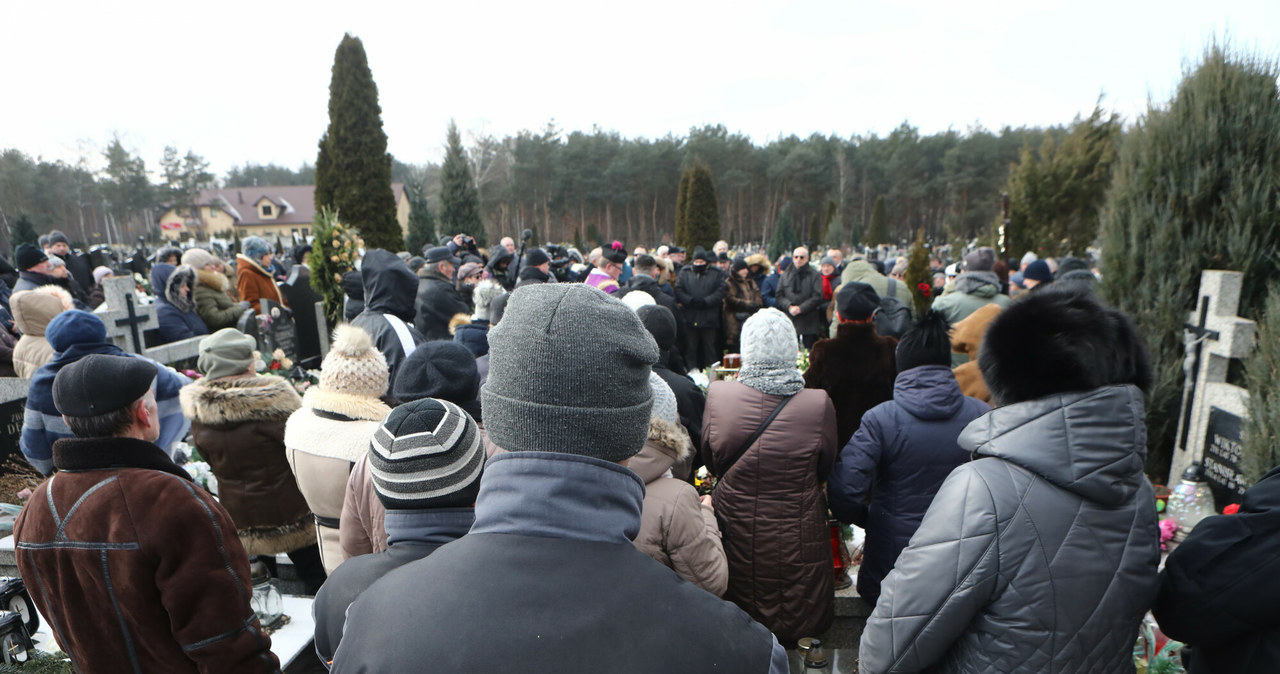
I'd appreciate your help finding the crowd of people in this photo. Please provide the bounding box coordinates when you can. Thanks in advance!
[0,228,1271,673]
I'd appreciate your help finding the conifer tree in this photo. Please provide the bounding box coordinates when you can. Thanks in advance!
[864,195,888,247]
[573,227,584,252]
[1005,106,1120,257]
[439,120,486,248]
[905,229,934,317]
[767,202,797,261]
[404,181,436,255]
[1100,43,1280,477]
[9,214,38,248]
[314,33,399,251]
[680,158,720,252]
[674,167,692,250]
[1243,283,1280,485]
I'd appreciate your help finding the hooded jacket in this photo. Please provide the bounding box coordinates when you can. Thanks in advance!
[180,375,314,556]
[352,250,425,384]
[1153,465,1280,674]
[13,437,279,673]
[827,365,989,603]
[21,311,191,475]
[151,264,209,345]
[804,322,899,449]
[630,417,728,596]
[236,253,286,314]
[193,268,244,331]
[950,303,1002,402]
[484,248,515,290]
[931,271,1012,347]
[860,385,1160,674]
[11,287,69,378]
[330,452,788,674]
[703,381,838,645]
[284,386,391,574]
[414,265,471,341]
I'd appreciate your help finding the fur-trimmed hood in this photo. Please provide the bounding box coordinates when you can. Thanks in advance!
[180,375,302,426]
[628,417,694,484]
[196,267,229,292]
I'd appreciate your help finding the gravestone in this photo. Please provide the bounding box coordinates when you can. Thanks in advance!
[95,275,157,355]
[0,379,28,466]
[259,299,298,363]
[1171,270,1256,503]
[282,266,323,367]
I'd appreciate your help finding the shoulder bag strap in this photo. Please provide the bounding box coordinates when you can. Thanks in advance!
[715,394,796,477]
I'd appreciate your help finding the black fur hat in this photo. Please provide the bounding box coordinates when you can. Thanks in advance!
[979,286,1152,406]
[896,310,952,373]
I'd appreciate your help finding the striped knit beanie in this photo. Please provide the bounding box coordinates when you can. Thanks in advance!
[369,398,484,509]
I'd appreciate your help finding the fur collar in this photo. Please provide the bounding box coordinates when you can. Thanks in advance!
[53,436,192,481]
[236,253,273,279]
[196,268,228,292]
[303,387,391,422]
[628,417,694,484]
[180,375,302,425]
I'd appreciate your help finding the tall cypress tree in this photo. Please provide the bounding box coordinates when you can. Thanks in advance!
[767,202,797,260]
[674,168,692,250]
[680,158,720,252]
[1100,43,1280,478]
[439,120,486,248]
[864,195,888,247]
[9,214,38,248]
[404,181,437,255]
[314,33,399,251]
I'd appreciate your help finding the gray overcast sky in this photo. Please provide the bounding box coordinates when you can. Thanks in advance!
[2,0,1277,178]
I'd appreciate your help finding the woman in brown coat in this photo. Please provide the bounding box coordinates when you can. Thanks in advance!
[703,307,838,645]
[180,328,326,593]
[236,236,287,313]
[632,374,727,596]
[722,258,763,354]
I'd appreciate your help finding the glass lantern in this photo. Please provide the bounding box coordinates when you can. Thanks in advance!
[1165,463,1216,539]
[249,561,283,628]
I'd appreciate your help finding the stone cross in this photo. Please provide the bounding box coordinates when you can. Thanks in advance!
[1170,270,1256,486]
[95,275,157,355]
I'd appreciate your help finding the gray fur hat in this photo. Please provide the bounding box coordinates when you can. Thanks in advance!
[483,284,659,461]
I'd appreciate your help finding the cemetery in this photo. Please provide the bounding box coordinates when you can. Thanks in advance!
[0,6,1278,672]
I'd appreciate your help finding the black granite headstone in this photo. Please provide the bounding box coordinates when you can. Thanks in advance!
[259,299,298,363]
[1203,406,1248,505]
[0,398,26,465]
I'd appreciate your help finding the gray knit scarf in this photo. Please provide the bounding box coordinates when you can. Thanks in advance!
[738,358,806,397]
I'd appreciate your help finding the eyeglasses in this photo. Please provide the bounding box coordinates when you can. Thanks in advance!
[794,255,808,260]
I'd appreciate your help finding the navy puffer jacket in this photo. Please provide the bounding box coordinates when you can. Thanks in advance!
[827,365,988,603]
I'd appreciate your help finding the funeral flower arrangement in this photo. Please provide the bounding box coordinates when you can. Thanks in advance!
[255,348,318,395]
[307,207,364,326]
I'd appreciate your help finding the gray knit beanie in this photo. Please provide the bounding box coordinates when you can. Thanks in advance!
[198,328,256,380]
[484,284,659,461]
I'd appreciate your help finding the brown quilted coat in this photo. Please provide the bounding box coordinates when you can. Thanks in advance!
[236,254,286,313]
[703,381,838,645]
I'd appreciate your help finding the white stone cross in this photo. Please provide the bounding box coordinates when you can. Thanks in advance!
[94,275,157,355]
[1170,270,1256,484]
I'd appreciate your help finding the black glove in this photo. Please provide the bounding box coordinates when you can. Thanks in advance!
[689,297,705,309]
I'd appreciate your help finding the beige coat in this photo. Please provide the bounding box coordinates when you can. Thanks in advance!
[11,287,71,378]
[283,387,390,574]
[630,417,728,596]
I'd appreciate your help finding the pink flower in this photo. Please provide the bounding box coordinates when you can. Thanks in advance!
[1158,518,1178,542]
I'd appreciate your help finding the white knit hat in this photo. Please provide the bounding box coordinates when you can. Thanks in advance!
[741,308,798,368]
[648,372,678,426]
[319,324,389,399]
[621,290,656,313]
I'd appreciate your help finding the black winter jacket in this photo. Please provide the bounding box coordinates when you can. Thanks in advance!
[675,265,727,329]
[774,265,825,336]
[351,250,424,385]
[1154,465,1280,674]
[414,269,470,341]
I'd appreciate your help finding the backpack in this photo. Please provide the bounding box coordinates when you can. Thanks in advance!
[875,278,913,339]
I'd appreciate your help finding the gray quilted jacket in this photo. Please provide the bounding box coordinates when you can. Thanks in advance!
[859,385,1160,673]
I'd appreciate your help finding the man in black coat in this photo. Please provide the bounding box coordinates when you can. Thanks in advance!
[637,304,704,477]
[46,230,93,297]
[414,247,471,342]
[674,248,727,370]
[775,246,825,348]
[1154,465,1280,673]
